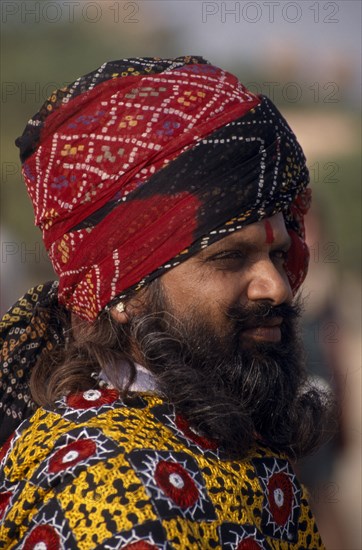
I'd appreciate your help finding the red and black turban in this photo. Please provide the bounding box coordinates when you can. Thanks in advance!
[16,56,311,321]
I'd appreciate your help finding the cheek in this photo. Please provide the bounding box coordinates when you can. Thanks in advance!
[195,274,246,321]
[161,267,204,313]
[162,264,247,321]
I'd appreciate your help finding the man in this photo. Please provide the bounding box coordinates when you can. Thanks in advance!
[0,56,333,548]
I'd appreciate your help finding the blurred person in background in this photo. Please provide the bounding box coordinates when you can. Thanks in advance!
[0,56,336,548]
[297,201,346,548]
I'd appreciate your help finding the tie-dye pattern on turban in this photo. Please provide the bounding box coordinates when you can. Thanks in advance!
[16,56,311,321]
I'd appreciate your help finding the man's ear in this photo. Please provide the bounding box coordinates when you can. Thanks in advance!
[111,302,128,324]
[110,290,148,324]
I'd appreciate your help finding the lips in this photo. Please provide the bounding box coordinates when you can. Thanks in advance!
[241,317,283,343]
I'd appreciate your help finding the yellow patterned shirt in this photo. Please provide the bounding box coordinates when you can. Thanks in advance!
[0,388,324,549]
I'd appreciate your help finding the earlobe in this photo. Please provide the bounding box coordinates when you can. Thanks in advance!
[111,288,150,324]
[111,302,129,324]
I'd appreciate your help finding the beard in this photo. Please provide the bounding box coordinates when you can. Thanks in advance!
[121,284,333,459]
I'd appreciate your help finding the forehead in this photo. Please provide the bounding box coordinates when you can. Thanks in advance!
[199,213,289,254]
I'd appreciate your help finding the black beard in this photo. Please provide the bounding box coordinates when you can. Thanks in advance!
[126,289,333,459]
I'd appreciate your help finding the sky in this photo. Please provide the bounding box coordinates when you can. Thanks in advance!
[142,0,361,99]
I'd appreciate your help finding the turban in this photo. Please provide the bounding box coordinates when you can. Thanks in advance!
[16,56,311,321]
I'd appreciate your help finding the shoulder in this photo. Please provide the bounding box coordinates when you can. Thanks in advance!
[0,390,324,549]
[0,280,64,446]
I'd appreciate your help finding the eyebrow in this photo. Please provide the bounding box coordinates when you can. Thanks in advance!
[201,233,292,257]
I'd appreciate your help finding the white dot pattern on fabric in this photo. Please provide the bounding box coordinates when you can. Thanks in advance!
[83,390,101,401]
[274,487,284,507]
[62,450,79,463]
[34,543,47,550]
[168,472,185,489]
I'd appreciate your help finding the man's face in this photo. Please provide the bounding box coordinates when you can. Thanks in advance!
[121,213,307,458]
[160,212,293,348]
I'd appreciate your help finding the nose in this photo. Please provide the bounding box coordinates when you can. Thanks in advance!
[246,260,293,306]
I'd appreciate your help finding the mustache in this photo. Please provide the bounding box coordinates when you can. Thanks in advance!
[225,300,302,331]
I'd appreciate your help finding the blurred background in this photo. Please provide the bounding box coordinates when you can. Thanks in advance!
[1,1,360,548]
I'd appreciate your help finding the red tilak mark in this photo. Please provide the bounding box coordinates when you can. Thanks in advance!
[264,220,274,244]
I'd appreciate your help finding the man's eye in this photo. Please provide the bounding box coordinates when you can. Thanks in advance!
[272,250,289,262]
[209,251,246,263]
